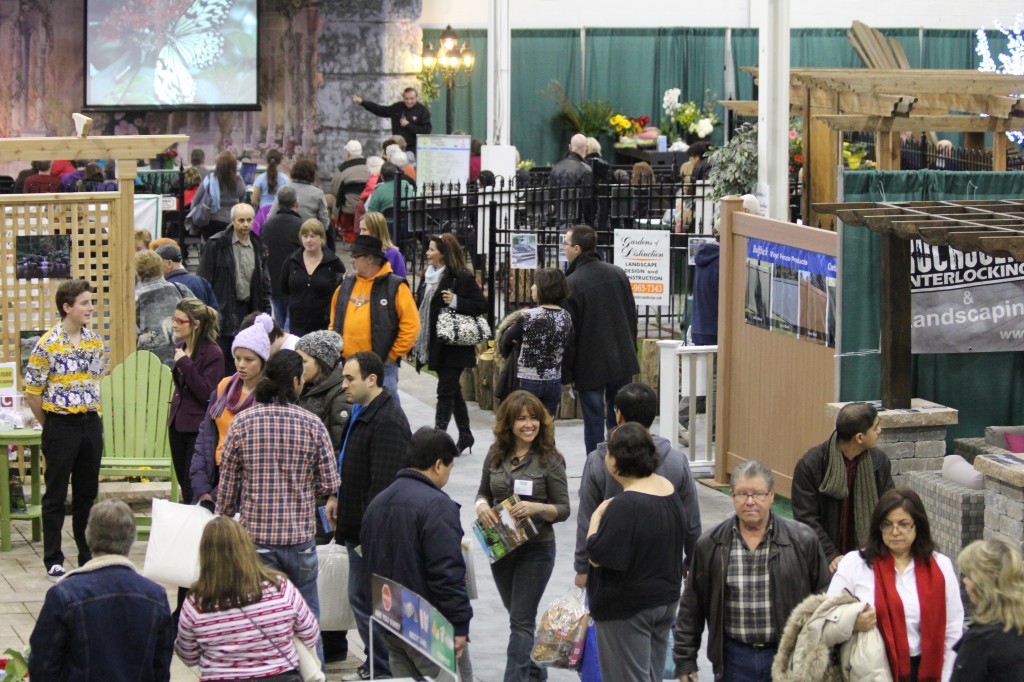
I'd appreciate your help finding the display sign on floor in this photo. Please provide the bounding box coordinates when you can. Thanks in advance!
[371,574,457,677]
[910,241,1024,354]
[744,238,836,347]
[614,228,670,307]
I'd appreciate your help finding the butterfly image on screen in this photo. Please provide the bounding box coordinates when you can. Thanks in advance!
[153,0,231,104]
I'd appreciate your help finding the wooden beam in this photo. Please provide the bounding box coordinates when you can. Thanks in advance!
[879,233,912,409]
[0,135,188,162]
[815,115,1024,132]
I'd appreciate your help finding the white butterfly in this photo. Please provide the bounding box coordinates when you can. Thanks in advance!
[154,0,231,105]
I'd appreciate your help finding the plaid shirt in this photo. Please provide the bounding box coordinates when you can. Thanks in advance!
[23,324,105,414]
[217,402,341,546]
[724,517,775,643]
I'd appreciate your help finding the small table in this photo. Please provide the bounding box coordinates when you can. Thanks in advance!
[0,428,43,552]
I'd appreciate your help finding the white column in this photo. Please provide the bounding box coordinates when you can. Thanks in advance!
[757,0,790,221]
[486,0,512,145]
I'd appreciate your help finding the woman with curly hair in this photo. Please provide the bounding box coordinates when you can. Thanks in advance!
[474,390,570,682]
[950,539,1024,681]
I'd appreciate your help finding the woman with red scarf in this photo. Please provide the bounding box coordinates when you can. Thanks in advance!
[828,488,964,681]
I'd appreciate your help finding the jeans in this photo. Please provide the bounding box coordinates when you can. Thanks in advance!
[579,377,629,455]
[41,412,103,569]
[383,363,400,407]
[722,638,778,682]
[345,542,391,677]
[270,295,290,332]
[384,632,441,679]
[518,378,562,419]
[491,541,557,682]
[594,603,675,682]
[255,539,323,663]
[167,427,198,504]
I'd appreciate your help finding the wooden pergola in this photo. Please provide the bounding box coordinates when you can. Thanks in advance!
[724,69,1024,228]
[814,198,1024,408]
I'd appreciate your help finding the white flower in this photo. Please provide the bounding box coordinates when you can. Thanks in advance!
[695,118,715,138]
[662,88,682,117]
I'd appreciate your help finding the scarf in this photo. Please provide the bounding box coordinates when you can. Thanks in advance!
[412,265,445,364]
[209,373,256,422]
[818,432,878,548]
[206,174,221,212]
[873,553,946,682]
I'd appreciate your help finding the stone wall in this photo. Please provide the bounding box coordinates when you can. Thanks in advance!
[907,471,984,565]
[317,0,424,178]
[982,474,1024,544]
[878,426,947,488]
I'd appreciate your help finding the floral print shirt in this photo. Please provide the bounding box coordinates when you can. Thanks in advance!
[23,324,105,414]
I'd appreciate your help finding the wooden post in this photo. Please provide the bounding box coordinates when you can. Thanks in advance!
[879,232,912,409]
[875,131,900,171]
[993,126,1008,172]
[713,196,745,485]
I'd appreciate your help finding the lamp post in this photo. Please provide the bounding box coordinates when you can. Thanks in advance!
[420,25,475,134]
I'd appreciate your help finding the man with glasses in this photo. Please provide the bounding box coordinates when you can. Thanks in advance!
[674,460,829,682]
[329,234,418,402]
[792,402,894,573]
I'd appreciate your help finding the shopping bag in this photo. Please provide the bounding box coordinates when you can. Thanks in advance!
[530,587,589,669]
[462,541,478,600]
[142,498,214,587]
[578,620,602,682]
[664,625,676,679]
[317,540,356,630]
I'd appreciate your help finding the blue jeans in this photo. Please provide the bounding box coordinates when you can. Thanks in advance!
[383,363,400,407]
[270,295,290,332]
[722,638,777,682]
[345,542,391,677]
[255,539,322,663]
[490,541,557,682]
[518,378,562,419]
[579,378,629,455]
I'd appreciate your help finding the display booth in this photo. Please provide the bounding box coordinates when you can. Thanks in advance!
[0,134,187,381]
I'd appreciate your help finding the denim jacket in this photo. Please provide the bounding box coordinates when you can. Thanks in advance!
[29,555,174,682]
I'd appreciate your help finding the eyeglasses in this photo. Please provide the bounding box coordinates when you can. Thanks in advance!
[731,491,771,501]
[880,520,915,534]
[171,317,191,326]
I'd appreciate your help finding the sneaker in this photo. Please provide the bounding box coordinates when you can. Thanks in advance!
[47,565,66,582]
[340,664,372,680]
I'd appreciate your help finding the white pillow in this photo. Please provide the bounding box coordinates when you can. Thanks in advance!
[941,454,984,490]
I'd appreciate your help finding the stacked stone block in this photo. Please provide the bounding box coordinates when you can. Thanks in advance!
[877,426,947,488]
[907,471,984,564]
[981,474,1024,545]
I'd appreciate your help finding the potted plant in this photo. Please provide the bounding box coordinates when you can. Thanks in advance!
[544,81,616,140]
[707,122,759,204]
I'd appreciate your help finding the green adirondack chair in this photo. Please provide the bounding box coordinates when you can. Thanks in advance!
[99,351,178,517]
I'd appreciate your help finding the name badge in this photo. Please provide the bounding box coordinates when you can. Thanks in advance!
[514,479,533,497]
[88,356,106,376]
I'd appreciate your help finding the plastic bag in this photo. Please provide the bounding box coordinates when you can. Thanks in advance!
[143,498,214,587]
[664,626,676,679]
[530,587,589,669]
[317,540,356,630]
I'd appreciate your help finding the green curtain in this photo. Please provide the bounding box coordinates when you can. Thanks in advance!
[421,28,488,139]
[510,29,582,167]
[841,170,1024,444]
[922,29,981,69]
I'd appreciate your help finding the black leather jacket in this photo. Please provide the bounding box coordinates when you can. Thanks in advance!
[673,514,830,678]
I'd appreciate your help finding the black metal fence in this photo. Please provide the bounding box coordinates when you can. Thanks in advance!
[842,131,1024,172]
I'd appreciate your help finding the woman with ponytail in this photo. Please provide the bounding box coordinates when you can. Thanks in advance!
[216,349,341,630]
[168,299,224,505]
[251,149,289,210]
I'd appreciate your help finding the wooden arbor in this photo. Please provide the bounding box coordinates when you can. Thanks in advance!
[0,135,187,374]
[724,69,1024,228]
[815,198,1024,408]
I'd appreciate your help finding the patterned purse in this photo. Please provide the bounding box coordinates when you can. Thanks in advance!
[436,308,492,346]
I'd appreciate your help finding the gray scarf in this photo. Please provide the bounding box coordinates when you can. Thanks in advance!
[412,265,445,364]
[818,432,878,549]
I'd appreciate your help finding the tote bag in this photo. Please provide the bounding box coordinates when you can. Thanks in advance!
[142,498,214,587]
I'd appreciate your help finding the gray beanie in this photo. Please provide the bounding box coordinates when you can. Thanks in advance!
[296,330,343,371]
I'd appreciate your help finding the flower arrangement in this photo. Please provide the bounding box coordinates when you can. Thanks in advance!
[608,114,651,139]
[843,140,869,169]
[517,159,536,171]
[789,118,803,173]
[662,88,719,142]
[0,646,29,681]
[155,147,178,162]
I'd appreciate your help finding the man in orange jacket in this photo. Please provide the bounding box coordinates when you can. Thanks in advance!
[329,234,419,403]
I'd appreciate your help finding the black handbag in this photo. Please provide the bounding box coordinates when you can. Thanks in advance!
[495,342,521,403]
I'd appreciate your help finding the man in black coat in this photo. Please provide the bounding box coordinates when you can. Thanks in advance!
[334,351,411,679]
[548,133,594,225]
[563,224,639,455]
[260,185,303,329]
[361,427,471,679]
[351,88,432,153]
[791,402,894,572]
[197,203,271,375]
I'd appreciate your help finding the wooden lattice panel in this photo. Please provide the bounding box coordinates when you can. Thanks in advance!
[1,193,119,390]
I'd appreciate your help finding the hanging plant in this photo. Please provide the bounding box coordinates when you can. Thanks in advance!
[707,123,759,204]
[415,70,440,106]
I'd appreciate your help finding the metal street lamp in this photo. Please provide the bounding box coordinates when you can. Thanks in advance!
[419,25,475,134]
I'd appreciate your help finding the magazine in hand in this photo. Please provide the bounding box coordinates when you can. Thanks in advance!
[472,495,539,563]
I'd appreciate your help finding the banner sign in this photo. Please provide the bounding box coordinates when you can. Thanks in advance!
[614,229,670,307]
[371,574,457,676]
[745,238,837,347]
[909,241,1024,354]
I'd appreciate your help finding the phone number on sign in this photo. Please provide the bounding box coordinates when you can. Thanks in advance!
[631,283,665,294]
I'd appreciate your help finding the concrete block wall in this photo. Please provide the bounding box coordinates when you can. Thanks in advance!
[982,476,1024,545]
[878,426,947,488]
[907,471,984,565]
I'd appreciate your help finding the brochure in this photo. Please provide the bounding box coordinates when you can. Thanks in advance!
[472,494,538,563]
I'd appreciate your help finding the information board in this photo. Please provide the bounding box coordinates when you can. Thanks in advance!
[416,135,472,189]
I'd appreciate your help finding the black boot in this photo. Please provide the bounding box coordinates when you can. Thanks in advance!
[453,393,474,454]
[435,396,454,432]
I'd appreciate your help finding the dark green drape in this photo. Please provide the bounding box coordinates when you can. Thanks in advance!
[510,29,582,168]
[841,170,1024,444]
[421,28,488,140]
